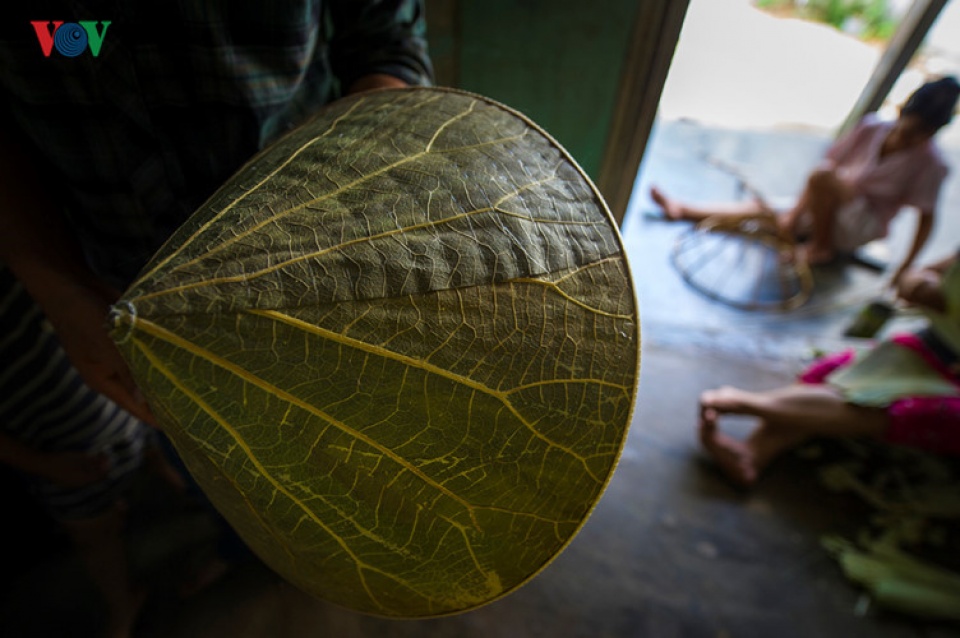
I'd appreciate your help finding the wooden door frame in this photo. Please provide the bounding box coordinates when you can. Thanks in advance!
[597,1,690,227]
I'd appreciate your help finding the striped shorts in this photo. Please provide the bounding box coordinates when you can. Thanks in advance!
[0,264,151,521]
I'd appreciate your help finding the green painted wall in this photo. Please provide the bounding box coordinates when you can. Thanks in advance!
[427,1,640,180]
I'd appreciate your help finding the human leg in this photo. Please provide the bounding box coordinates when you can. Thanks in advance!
[792,168,857,264]
[777,189,810,241]
[698,384,889,486]
[649,185,770,222]
[703,384,889,436]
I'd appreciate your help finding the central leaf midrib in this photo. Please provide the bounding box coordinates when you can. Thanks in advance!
[251,307,616,480]
[132,308,604,503]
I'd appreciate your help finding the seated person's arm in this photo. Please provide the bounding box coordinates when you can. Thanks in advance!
[890,208,934,288]
[896,246,954,312]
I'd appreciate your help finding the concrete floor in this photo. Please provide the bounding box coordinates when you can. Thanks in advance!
[3,116,960,636]
[2,342,956,638]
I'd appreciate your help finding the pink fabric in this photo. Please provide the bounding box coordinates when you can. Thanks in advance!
[886,397,960,455]
[798,339,960,456]
[797,349,856,384]
[825,113,949,233]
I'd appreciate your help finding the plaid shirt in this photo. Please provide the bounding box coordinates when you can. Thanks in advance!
[0,1,432,287]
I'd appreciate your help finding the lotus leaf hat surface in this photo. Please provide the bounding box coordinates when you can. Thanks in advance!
[111,87,640,617]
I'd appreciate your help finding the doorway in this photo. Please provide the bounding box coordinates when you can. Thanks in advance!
[619,0,960,339]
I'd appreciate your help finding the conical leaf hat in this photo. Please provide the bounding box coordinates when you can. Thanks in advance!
[111,87,640,617]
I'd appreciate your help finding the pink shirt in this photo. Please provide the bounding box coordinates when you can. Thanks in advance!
[826,113,949,230]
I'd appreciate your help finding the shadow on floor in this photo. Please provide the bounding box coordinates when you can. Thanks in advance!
[2,343,957,638]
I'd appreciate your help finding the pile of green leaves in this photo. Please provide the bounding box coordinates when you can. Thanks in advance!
[807,439,960,621]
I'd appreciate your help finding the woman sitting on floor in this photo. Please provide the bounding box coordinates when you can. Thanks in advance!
[698,248,960,487]
[650,76,960,283]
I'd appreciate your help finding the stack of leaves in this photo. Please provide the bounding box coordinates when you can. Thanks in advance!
[808,439,960,621]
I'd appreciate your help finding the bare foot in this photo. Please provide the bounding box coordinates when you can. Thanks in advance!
[699,386,760,416]
[698,404,760,487]
[699,387,811,487]
[649,185,687,221]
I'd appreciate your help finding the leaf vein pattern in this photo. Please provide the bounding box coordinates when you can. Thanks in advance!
[248,308,604,483]
[425,99,478,152]
[131,335,429,614]
[147,127,532,284]
[510,276,633,320]
[137,97,370,285]
[131,316,482,525]
[136,177,590,303]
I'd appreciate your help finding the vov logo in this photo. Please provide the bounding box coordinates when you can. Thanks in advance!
[30,21,111,57]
